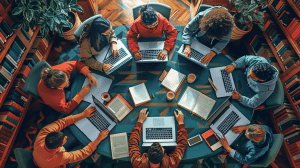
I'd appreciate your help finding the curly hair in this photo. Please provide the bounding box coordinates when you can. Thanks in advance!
[252,62,276,81]
[246,124,266,142]
[139,5,158,25]
[199,8,234,40]
[148,142,164,164]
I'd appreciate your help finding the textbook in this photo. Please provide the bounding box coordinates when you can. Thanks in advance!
[178,86,216,120]
[110,132,129,159]
[106,94,133,121]
[161,68,186,93]
[129,83,151,107]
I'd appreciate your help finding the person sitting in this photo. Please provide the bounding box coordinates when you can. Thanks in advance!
[79,16,118,72]
[182,5,233,64]
[38,60,97,114]
[127,5,178,61]
[225,55,279,108]
[219,124,273,165]
[33,107,109,168]
[129,108,188,168]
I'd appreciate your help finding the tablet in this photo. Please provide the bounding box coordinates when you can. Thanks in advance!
[202,129,222,151]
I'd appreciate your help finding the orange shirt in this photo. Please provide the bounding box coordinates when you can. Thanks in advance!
[33,115,98,168]
[37,60,91,114]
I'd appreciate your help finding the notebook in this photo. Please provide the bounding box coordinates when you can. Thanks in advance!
[110,132,129,159]
[178,86,216,120]
[129,83,151,107]
[161,68,186,93]
[106,94,133,121]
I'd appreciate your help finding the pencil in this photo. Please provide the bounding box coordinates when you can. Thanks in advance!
[208,78,218,92]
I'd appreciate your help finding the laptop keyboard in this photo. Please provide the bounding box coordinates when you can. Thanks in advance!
[217,111,241,135]
[146,128,172,140]
[140,50,162,60]
[103,48,127,65]
[221,70,234,92]
[190,48,205,61]
[87,110,110,132]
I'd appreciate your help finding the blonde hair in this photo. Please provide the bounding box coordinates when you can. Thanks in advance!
[245,124,266,142]
[41,68,67,89]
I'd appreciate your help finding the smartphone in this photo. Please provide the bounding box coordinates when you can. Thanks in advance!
[188,134,203,146]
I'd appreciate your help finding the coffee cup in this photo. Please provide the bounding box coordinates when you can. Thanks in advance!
[101,92,111,102]
[187,73,196,83]
[167,91,175,101]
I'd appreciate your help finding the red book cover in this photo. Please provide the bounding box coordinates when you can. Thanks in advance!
[0,112,20,122]
[0,31,6,43]
[14,87,29,98]
[291,28,300,40]
[276,113,297,123]
[0,134,9,142]
[0,125,13,134]
[0,115,17,127]
[0,129,12,138]
[37,43,46,55]
[274,108,294,119]
[264,20,273,30]
[18,66,31,78]
[0,142,7,150]
[0,138,8,145]
[287,18,298,32]
[275,0,286,10]
[0,119,16,128]
[249,35,258,46]
[278,10,288,20]
[3,100,24,113]
[282,126,300,136]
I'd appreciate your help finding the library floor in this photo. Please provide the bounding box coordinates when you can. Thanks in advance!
[4,0,287,168]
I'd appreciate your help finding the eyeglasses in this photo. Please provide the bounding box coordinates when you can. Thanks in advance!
[146,20,159,28]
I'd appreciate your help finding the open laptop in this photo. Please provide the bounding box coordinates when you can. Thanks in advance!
[142,117,177,147]
[210,66,236,98]
[96,39,132,75]
[135,41,168,63]
[75,95,117,141]
[177,38,211,68]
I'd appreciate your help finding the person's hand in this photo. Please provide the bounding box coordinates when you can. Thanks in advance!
[158,49,168,60]
[174,109,184,125]
[200,51,216,64]
[111,42,119,58]
[103,64,112,72]
[79,84,91,96]
[231,125,248,134]
[219,136,232,152]
[134,52,143,61]
[183,44,191,57]
[95,129,109,143]
[138,108,149,124]
[83,106,96,118]
[87,73,98,87]
[225,64,235,74]
[232,90,241,100]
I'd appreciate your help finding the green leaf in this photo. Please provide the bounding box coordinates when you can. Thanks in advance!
[70,0,76,5]
[70,4,83,12]
[40,23,49,38]
[31,5,41,11]
[53,16,61,24]
[25,9,33,22]
[12,6,25,15]
[57,27,64,37]
[30,1,40,6]
[258,24,265,31]
[44,12,54,18]
[36,19,44,25]
[248,15,253,21]
[50,0,56,9]
[61,9,68,16]
[48,19,56,31]
[11,21,23,30]
[248,4,258,12]
[23,21,30,31]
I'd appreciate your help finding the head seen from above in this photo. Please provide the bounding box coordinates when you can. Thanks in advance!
[249,62,276,82]
[245,124,266,143]
[45,132,67,149]
[139,5,158,28]
[148,142,165,164]
[199,8,234,40]
[88,17,111,51]
[41,68,69,89]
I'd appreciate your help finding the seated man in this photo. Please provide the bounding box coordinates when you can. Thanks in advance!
[182,5,234,64]
[220,124,273,165]
[225,55,279,108]
[127,5,178,61]
[129,108,188,168]
[33,107,109,168]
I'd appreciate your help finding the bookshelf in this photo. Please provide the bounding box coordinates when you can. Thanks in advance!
[286,0,300,18]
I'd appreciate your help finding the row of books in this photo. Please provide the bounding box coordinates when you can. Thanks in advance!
[292,0,300,11]
[20,26,34,43]
[29,34,52,61]
[0,20,14,51]
[284,73,300,106]
[0,37,26,93]
[0,0,12,10]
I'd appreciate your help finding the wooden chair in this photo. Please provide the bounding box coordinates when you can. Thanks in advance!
[132,3,171,20]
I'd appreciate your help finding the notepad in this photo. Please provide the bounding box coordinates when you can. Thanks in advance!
[178,86,216,120]
[161,68,186,93]
[110,132,129,159]
[106,94,133,121]
[129,83,151,107]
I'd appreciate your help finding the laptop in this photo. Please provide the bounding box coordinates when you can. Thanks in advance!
[142,117,177,147]
[209,103,250,145]
[75,95,117,141]
[135,41,168,63]
[177,38,211,68]
[96,39,132,75]
[210,66,236,98]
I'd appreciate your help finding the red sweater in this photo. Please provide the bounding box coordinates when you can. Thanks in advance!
[127,13,178,54]
[37,60,91,114]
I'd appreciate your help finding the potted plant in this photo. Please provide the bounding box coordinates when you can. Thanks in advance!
[229,0,268,40]
[11,0,83,41]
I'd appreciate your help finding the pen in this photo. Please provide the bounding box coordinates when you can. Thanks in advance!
[208,78,218,92]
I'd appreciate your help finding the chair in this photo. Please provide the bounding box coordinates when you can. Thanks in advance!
[73,14,104,43]
[248,134,284,168]
[23,60,51,99]
[195,4,213,17]
[14,148,38,168]
[132,3,171,20]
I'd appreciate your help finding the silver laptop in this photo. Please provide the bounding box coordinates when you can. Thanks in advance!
[210,66,236,98]
[177,38,211,68]
[210,104,250,145]
[142,117,177,147]
[96,40,132,75]
[75,95,117,141]
[135,41,168,63]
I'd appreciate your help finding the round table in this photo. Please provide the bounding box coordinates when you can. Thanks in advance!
[67,27,254,162]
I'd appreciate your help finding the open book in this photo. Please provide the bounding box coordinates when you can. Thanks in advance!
[110,132,129,159]
[106,94,133,121]
[178,86,216,120]
[129,83,151,107]
[161,68,186,93]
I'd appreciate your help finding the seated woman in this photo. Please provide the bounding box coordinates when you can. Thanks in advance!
[79,16,118,72]
[38,60,97,114]
[220,124,273,165]
[127,5,178,61]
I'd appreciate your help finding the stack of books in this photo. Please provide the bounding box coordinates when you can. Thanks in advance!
[0,20,14,52]
[0,0,11,8]
[29,34,52,61]
[269,0,288,13]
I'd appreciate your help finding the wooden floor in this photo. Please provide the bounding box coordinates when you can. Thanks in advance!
[98,0,191,26]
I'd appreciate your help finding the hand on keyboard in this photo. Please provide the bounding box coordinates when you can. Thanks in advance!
[103,64,112,72]
[134,52,143,61]
[231,125,248,134]
[183,44,191,57]
[158,49,168,60]
[83,106,96,117]
[79,84,92,96]
[200,51,216,64]
[225,64,235,74]
[137,108,149,124]
[219,136,232,152]
[231,90,241,100]
[111,42,119,58]
[95,129,109,144]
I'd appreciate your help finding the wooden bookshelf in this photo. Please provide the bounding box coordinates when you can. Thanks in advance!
[43,32,57,61]
[0,0,14,16]
[286,0,300,18]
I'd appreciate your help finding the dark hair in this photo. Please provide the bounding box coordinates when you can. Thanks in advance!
[139,5,158,25]
[41,68,67,89]
[148,142,164,164]
[45,132,65,149]
[252,62,276,81]
[87,17,111,51]
[199,8,233,40]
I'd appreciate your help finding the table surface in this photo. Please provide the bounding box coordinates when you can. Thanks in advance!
[63,26,254,162]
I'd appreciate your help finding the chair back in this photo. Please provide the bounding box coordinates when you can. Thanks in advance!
[264,78,284,109]
[14,148,38,168]
[132,3,171,20]
[196,4,213,15]
[23,60,51,99]
[73,14,104,43]
[248,134,284,167]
